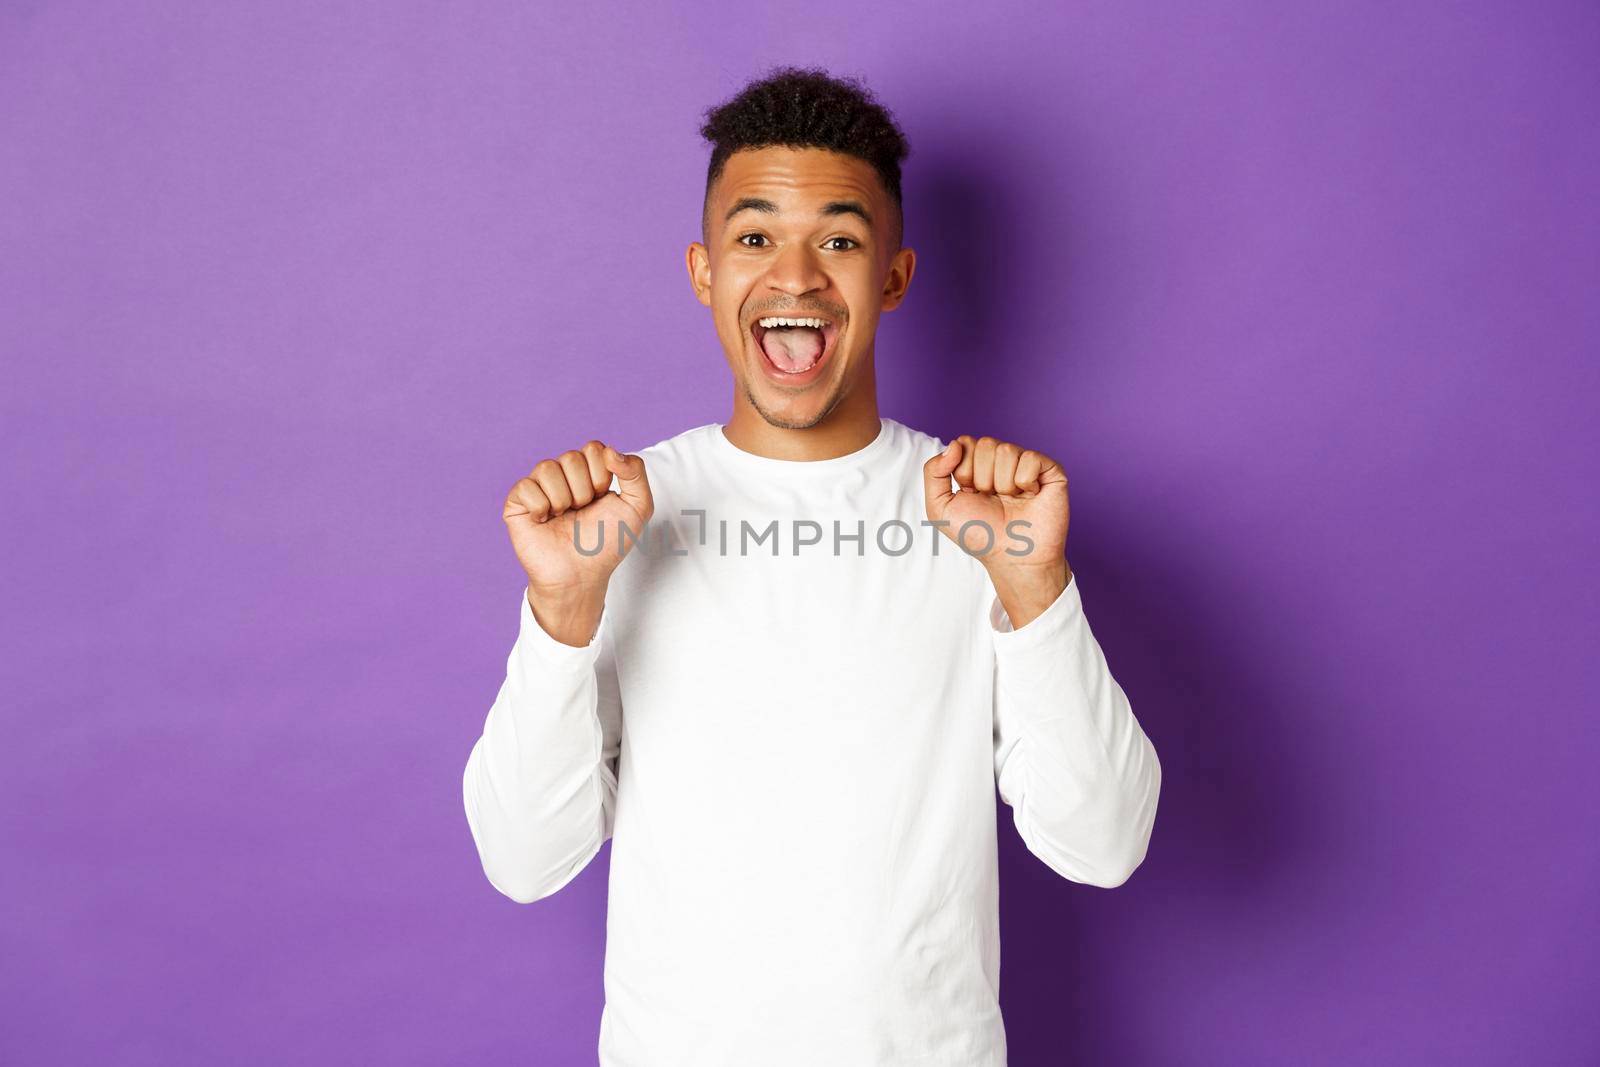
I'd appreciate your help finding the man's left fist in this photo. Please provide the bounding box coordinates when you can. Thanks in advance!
[923,435,1072,625]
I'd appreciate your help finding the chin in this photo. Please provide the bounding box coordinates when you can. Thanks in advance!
[750,395,828,430]
[745,381,840,430]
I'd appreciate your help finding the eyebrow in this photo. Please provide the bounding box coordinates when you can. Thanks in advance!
[723,197,873,227]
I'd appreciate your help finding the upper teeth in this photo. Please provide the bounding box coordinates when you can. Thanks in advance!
[758,316,828,329]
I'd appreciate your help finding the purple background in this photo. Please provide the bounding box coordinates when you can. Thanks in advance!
[3,2,1596,1064]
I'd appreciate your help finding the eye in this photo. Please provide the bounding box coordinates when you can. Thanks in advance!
[824,236,860,251]
[737,233,770,247]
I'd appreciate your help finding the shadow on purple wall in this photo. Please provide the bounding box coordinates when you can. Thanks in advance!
[896,140,1317,1061]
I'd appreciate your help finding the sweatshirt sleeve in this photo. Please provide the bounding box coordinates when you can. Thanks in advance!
[989,572,1161,888]
[462,586,624,904]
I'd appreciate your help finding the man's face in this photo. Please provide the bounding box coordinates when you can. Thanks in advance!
[687,146,915,430]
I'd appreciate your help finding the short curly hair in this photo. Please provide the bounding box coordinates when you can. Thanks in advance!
[698,66,911,249]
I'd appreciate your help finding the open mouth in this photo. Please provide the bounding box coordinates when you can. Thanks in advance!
[750,314,839,380]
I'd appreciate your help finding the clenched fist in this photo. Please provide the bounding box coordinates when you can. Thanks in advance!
[923,434,1072,629]
[503,440,653,645]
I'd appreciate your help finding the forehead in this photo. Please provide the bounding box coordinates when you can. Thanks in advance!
[712,146,887,223]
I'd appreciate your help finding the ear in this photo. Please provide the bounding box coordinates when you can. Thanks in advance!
[686,242,712,308]
[879,245,916,312]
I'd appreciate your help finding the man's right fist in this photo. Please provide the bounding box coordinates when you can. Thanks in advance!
[503,440,654,597]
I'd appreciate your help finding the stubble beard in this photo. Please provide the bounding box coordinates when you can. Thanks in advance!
[743,373,848,431]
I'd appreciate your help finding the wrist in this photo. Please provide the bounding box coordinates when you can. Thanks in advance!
[526,578,609,647]
[986,557,1071,630]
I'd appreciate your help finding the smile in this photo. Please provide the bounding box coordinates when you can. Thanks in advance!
[750,314,840,383]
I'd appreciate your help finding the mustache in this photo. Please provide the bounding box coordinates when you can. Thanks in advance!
[747,301,847,322]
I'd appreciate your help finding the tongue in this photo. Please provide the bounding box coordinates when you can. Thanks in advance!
[760,326,824,373]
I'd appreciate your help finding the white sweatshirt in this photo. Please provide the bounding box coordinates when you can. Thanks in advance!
[462,416,1161,1066]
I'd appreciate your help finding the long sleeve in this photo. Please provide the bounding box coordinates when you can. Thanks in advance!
[462,586,624,904]
[989,572,1161,888]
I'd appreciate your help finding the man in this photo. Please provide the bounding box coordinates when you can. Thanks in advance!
[462,66,1161,1065]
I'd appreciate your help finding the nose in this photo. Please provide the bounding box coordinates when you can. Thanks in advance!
[763,240,828,299]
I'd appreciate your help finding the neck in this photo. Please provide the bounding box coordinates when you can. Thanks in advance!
[723,361,881,462]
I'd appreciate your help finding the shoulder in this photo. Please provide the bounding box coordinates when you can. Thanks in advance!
[625,423,720,498]
[633,422,719,469]
[880,417,949,465]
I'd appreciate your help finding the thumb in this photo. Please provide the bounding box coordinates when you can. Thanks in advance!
[604,445,654,520]
[922,439,962,516]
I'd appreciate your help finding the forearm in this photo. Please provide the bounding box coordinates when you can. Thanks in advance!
[991,573,1161,887]
[462,587,615,903]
